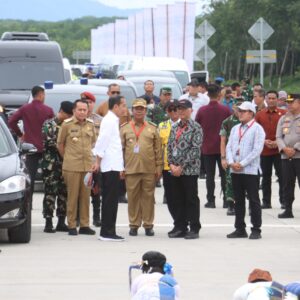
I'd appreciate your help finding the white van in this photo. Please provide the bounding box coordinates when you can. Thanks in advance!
[127,56,190,89]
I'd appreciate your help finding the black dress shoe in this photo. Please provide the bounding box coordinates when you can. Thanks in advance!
[145,228,155,236]
[93,219,101,227]
[226,207,235,216]
[129,228,138,236]
[68,228,78,236]
[227,230,248,238]
[249,231,262,239]
[168,227,177,235]
[261,203,272,209]
[168,230,186,238]
[278,210,294,219]
[204,202,216,208]
[184,231,199,239]
[79,227,96,235]
[223,201,229,208]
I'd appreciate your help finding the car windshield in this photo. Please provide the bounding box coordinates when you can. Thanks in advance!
[45,92,108,113]
[133,82,182,100]
[0,124,13,157]
[0,62,65,89]
[171,71,189,88]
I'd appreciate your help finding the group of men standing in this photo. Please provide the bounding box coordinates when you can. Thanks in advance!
[7,78,300,241]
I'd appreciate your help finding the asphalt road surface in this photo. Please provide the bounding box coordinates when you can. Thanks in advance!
[0,177,299,300]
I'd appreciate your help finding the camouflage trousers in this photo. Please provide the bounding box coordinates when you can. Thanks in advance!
[225,168,234,203]
[43,168,67,218]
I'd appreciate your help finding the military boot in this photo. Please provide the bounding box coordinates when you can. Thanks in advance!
[56,216,69,232]
[44,217,56,233]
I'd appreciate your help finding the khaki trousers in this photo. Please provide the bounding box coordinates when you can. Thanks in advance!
[125,173,156,229]
[63,171,90,229]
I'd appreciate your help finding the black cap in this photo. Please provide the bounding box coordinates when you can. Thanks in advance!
[166,99,179,110]
[142,251,166,269]
[178,99,192,109]
[188,79,200,87]
[60,101,73,115]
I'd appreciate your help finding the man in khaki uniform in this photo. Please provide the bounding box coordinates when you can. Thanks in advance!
[57,99,97,236]
[120,99,163,237]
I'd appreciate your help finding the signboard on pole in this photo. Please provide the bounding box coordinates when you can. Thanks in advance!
[248,17,274,85]
[194,20,216,70]
[246,50,276,64]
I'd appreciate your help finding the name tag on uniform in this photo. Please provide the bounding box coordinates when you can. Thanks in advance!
[134,144,140,153]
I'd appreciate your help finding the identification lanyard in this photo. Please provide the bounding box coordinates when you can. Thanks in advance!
[130,121,147,142]
[131,121,147,153]
[175,124,187,144]
[238,120,255,144]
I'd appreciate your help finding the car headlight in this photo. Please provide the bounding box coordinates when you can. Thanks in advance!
[0,175,26,194]
[0,208,20,219]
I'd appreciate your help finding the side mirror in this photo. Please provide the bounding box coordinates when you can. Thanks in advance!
[20,143,37,154]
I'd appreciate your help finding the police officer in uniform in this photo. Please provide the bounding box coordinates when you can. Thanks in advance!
[42,101,73,233]
[57,99,97,235]
[81,91,103,227]
[276,94,300,219]
[121,99,163,236]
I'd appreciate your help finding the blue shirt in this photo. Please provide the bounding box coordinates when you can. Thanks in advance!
[222,98,236,112]
[226,119,265,175]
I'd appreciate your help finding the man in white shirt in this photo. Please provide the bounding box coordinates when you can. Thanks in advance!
[93,95,127,241]
[179,79,209,120]
[226,102,265,239]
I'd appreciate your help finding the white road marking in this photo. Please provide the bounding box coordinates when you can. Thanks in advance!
[32,223,300,228]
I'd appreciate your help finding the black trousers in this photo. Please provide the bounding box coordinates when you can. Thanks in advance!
[119,179,126,197]
[231,173,262,233]
[162,170,176,220]
[171,175,201,233]
[282,159,300,211]
[203,154,226,203]
[100,171,120,237]
[25,152,42,196]
[261,154,283,205]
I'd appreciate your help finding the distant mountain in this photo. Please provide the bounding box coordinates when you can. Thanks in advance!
[0,0,137,21]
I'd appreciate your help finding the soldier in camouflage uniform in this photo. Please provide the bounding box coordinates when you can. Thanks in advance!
[146,87,172,125]
[219,99,242,215]
[81,91,103,227]
[42,101,74,233]
[241,77,253,102]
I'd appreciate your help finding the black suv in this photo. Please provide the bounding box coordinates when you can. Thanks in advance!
[0,118,35,243]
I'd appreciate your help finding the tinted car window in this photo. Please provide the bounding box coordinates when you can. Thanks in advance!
[0,125,13,157]
[171,71,189,88]
[0,62,65,89]
[120,86,137,107]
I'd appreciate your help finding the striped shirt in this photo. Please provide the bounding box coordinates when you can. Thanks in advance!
[226,119,265,175]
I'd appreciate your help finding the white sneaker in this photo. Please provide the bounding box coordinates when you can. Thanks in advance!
[98,234,125,242]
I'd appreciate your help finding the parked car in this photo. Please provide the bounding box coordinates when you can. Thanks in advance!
[117,70,176,79]
[126,76,183,100]
[0,117,36,243]
[0,32,66,119]
[69,79,138,108]
[28,84,108,113]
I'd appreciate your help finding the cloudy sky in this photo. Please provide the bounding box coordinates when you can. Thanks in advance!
[0,0,208,21]
[96,0,206,13]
